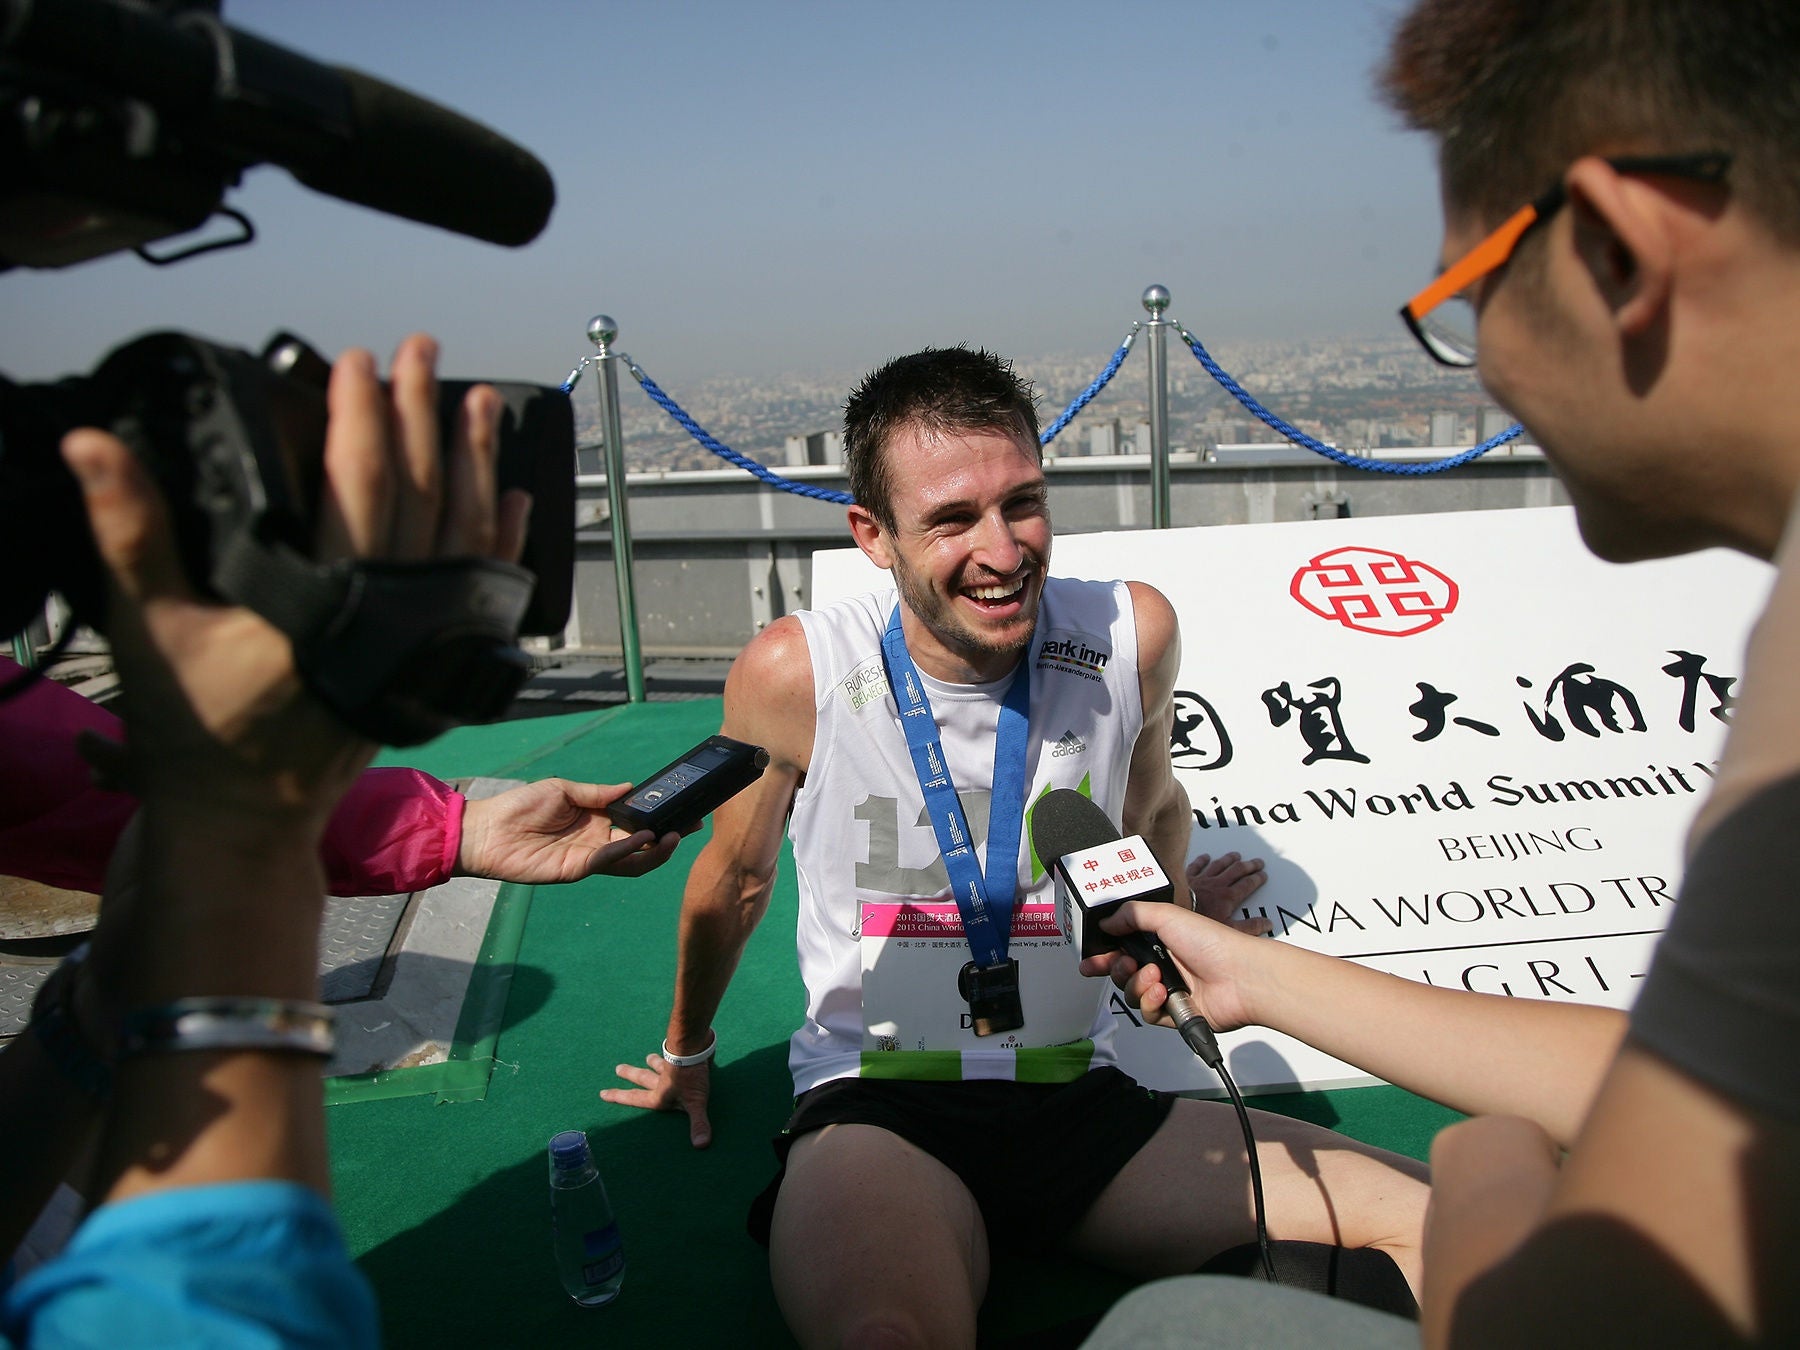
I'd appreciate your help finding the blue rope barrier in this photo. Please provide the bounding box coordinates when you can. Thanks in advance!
[623,358,855,505]
[1176,321,1523,474]
[588,332,1142,505]
[567,319,1506,501]
[559,358,590,395]
[1040,328,1139,447]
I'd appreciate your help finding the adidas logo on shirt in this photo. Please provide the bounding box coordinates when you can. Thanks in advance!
[1050,730,1087,758]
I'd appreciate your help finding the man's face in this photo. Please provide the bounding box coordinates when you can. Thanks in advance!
[1451,214,1617,554]
[1447,199,1721,563]
[1440,205,1563,442]
[859,421,1051,682]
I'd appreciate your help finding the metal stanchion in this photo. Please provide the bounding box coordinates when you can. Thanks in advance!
[1142,284,1172,529]
[587,314,646,703]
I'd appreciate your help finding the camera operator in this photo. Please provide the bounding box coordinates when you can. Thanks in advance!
[0,336,512,1345]
[0,0,704,1291]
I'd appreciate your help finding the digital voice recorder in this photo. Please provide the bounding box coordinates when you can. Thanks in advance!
[608,734,770,835]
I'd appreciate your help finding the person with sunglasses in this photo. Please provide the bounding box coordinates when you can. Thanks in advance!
[1081,1,1799,1345]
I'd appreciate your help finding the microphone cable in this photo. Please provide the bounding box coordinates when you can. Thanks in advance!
[1215,1055,1277,1285]
[1024,792,1279,1283]
[1164,993,1277,1284]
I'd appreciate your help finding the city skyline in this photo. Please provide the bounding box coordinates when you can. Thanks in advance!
[0,1,1482,409]
[593,332,1500,474]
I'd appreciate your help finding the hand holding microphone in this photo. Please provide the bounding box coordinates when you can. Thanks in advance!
[1085,901,1258,1036]
[1029,789,1227,1068]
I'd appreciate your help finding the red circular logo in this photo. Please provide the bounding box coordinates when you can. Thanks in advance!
[1290,546,1458,637]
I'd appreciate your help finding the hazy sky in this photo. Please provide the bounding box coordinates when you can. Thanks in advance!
[3,0,1456,394]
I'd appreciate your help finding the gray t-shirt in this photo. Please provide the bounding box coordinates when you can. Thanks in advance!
[1629,771,1800,1123]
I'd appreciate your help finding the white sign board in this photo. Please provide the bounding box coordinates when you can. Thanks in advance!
[810,507,1770,1093]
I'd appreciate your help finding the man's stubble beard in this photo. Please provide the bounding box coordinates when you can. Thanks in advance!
[890,553,1040,669]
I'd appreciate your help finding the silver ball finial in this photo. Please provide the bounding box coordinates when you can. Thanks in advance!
[1141,285,1171,316]
[587,314,619,352]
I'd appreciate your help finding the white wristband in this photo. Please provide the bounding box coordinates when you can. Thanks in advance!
[660,1030,717,1067]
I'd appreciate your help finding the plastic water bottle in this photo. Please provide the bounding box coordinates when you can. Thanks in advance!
[548,1129,626,1306]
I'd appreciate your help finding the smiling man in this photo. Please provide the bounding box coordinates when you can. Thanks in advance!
[603,347,1433,1349]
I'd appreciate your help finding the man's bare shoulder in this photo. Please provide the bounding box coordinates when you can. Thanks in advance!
[723,616,816,770]
[731,615,812,686]
[1125,580,1179,668]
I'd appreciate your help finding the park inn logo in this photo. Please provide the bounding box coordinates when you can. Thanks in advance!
[1036,633,1111,683]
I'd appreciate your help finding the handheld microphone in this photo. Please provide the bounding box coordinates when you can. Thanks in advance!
[1028,789,1223,1068]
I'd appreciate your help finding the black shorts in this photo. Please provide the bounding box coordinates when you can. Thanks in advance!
[746,1067,1175,1255]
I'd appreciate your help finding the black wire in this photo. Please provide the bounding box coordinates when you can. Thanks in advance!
[1173,1010,1278,1284]
[1214,1058,1278,1284]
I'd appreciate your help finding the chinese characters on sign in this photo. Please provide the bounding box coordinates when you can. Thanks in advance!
[1172,651,1739,776]
[1175,534,1737,776]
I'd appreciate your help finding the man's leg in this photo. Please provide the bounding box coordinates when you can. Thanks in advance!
[1063,1098,1431,1294]
[769,1122,990,1350]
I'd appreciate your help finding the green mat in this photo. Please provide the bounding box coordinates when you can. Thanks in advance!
[328,700,1460,1348]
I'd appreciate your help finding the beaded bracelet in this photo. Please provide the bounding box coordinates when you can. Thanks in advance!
[120,997,337,1060]
[659,1029,717,1067]
[30,942,113,1102]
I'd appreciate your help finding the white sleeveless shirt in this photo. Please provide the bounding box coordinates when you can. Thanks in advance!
[786,577,1144,1094]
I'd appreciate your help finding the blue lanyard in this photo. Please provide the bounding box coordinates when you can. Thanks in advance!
[879,603,1032,970]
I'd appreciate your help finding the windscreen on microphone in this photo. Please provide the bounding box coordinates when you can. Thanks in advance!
[1029,787,1122,866]
[1032,789,1124,960]
[0,0,557,256]
[1030,789,1223,1067]
[1030,789,1174,957]
[289,68,556,247]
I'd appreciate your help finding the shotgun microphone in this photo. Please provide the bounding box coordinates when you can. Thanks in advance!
[1029,789,1223,1067]
[0,0,556,263]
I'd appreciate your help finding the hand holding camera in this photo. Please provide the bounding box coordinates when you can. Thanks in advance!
[2,0,573,748]
[66,333,527,823]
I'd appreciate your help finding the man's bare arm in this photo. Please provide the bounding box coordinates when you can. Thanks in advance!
[1119,581,1268,927]
[600,616,813,1146]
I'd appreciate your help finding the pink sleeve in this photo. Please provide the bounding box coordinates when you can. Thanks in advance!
[0,657,465,897]
[0,657,137,893]
[319,767,466,896]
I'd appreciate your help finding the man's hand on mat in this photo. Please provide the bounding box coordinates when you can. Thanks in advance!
[458,778,684,882]
[601,1055,714,1148]
[1187,851,1272,935]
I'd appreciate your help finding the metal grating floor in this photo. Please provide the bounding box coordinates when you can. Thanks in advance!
[318,892,413,1003]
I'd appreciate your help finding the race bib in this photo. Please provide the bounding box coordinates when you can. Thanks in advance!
[857,899,1101,1054]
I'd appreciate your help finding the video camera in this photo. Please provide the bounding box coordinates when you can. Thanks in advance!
[0,0,574,745]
